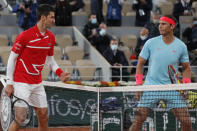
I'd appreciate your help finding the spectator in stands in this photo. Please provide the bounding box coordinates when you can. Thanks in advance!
[91,0,104,23]
[135,27,150,57]
[152,0,167,11]
[69,0,85,12]
[13,0,38,31]
[0,4,2,10]
[105,0,124,26]
[173,0,193,23]
[90,22,111,54]
[183,17,197,51]
[103,36,130,81]
[132,0,153,27]
[55,0,72,26]
[82,13,99,41]
[144,12,160,38]
[37,0,56,5]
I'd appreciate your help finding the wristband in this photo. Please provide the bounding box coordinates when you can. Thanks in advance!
[182,78,191,83]
[56,68,63,77]
[136,74,143,85]
[6,79,14,85]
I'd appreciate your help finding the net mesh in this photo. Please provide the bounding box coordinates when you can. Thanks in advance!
[1,75,197,131]
[42,81,197,131]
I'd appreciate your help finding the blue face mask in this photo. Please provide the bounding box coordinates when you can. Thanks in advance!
[99,29,106,36]
[110,45,118,51]
[91,18,97,24]
[194,21,197,25]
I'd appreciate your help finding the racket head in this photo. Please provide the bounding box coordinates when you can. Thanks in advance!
[12,95,32,127]
[0,90,12,131]
[168,65,180,84]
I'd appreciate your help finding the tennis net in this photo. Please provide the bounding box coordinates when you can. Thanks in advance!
[43,80,197,131]
[1,75,197,131]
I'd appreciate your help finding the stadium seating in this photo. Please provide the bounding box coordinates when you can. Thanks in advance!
[192,1,197,14]
[55,34,73,48]
[0,46,12,65]
[118,45,131,63]
[75,59,96,81]
[157,1,173,15]
[56,59,74,76]
[42,65,51,81]
[167,0,177,4]
[122,1,132,16]
[65,46,85,63]
[120,34,137,52]
[83,1,91,14]
[11,34,18,45]
[53,46,63,60]
[0,35,9,46]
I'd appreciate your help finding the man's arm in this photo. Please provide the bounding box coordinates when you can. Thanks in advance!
[45,56,70,82]
[134,56,147,101]
[181,62,191,83]
[136,56,146,75]
[5,51,19,97]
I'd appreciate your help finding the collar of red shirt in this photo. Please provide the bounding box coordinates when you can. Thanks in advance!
[34,24,49,39]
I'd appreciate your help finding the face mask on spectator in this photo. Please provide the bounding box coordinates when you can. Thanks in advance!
[91,18,97,24]
[194,21,197,25]
[99,29,106,36]
[111,45,118,51]
[153,19,159,24]
[140,35,147,40]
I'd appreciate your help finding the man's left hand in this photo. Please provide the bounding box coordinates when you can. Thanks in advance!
[60,72,70,82]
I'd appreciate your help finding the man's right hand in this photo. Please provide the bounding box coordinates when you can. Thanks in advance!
[4,85,14,98]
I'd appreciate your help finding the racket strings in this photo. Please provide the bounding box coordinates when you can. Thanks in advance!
[13,99,32,126]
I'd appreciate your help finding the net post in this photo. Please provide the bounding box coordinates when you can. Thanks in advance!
[97,87,100,131]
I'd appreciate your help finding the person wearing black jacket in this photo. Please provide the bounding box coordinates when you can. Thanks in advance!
[69,0,85,12]
[173,0,192,23]
[144,12,160,38]
[55,0,72,26]
[103,37,129,81]
[183,17,197,51]
[132,0,153,27]
[135,28,150,56]
[90,22,111,54]
[82,14,99,41]
[91,0,104,23]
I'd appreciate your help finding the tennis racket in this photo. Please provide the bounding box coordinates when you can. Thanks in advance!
[168,64,181,84]
[0,78,32,131]
[168,64,187,98]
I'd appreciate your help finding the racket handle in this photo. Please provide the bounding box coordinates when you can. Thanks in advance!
[182,78,191,83]
[136,74,143,85]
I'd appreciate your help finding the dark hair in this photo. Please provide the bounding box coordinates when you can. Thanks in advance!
[162,15,177,25]
[36,4,55,21]
[88,13,96,18]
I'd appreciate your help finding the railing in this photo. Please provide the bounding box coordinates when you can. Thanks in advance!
[1,65,197,82]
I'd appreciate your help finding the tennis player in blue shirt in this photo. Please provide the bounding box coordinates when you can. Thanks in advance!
[129,15,193,131]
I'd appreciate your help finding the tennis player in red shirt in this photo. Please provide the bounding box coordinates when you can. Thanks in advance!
[4,4,70,131]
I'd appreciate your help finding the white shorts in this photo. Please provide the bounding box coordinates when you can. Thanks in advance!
[13,82,48,108]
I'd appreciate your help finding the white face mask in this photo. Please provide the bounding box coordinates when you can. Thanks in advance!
[99,29,106,36]
[91,18,97,24]
[140,35,148,40]
[111,45,118,51]
[153,19,159,24]
[194,21,197,25]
